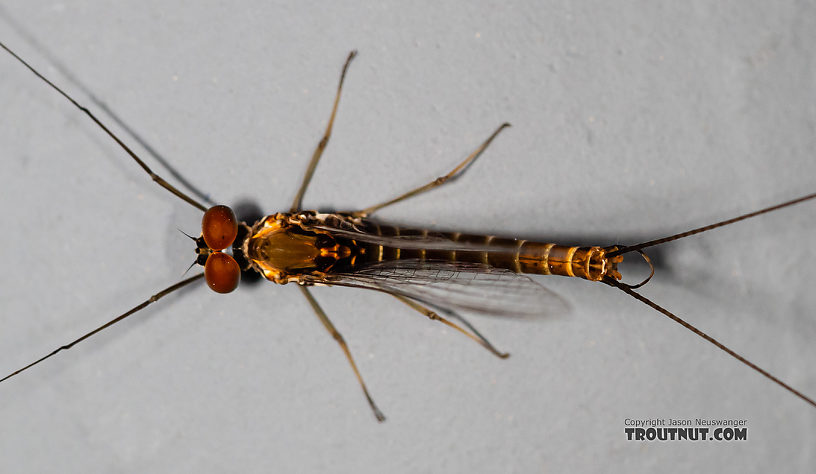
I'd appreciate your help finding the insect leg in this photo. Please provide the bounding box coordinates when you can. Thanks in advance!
[0,273,205,383]
[391,294,509,359]
[351,122,510,217]
[0,41,208,212]
[289,51,358,212]
[298,285,386,422]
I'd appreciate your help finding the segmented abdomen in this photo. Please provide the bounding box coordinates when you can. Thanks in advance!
[349,222,621,282]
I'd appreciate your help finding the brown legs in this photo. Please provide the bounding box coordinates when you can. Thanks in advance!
[391,294,509,359]
[352,123,510,217]
[290,51,358,212]
[299,285,386,422]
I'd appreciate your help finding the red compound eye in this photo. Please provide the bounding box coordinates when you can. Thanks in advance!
[204,252,240,293]
[202,205,238,250]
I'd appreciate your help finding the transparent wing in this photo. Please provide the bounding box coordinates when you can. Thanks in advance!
[305,259,568,318]
[306,217,519,252]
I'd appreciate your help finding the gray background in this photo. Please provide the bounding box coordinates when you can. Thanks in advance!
[1,1,814,472]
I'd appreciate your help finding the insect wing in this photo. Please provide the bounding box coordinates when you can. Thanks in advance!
[324,259,568,318]
[308,219,460,250]
[308,217,518,252]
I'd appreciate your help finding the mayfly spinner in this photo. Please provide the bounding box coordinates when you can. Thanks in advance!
[2,42,814,422]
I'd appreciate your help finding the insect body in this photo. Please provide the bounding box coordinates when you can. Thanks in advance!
[232,209,624,288]
[1,43,814,422]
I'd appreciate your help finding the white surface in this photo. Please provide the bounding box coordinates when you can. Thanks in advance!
[0,1,814,472]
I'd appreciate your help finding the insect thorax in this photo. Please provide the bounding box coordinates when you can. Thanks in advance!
[245,212,362,284]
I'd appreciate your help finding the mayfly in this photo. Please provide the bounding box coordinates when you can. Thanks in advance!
[1,42,814,422]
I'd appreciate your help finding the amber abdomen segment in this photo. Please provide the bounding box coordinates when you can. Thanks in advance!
[516,243,621,281]
[353,222,622,282]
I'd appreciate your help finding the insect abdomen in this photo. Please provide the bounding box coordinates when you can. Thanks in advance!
[356,223,622,282]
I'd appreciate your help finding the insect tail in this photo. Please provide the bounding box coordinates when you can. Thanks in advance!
[607,191,816,258]
[602,191,816,408]
[605,278,816,409]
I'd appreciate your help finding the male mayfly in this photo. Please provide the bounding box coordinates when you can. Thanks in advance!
[1,42,815,422]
